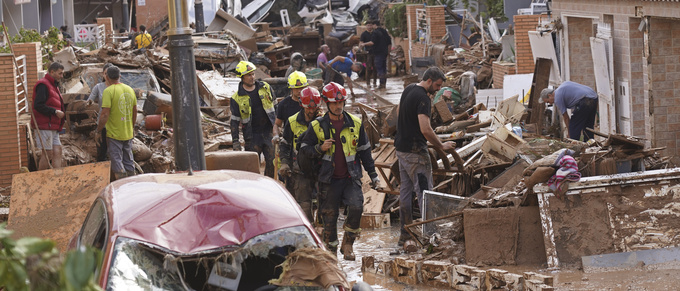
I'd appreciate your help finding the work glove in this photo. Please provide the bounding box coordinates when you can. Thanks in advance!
[369,176,381,190]
[233,141,241,151]
[272,135,280,144]
[278,164,291,178]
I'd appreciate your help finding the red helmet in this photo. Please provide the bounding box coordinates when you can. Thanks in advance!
[321,82,348,103]
[299,87,321,109]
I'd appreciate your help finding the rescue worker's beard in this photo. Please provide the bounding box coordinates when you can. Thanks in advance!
[305,108,319,121]
[328,104,343,117]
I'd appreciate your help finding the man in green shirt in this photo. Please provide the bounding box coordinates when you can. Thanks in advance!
[96,65,137,180]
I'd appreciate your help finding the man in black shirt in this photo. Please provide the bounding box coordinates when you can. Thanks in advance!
[359,21,377,87]
[372,20,391,89]
[394,67,455,246]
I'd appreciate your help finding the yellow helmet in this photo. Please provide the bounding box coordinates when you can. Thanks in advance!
[288,71,308,89]
[235,61,256,77]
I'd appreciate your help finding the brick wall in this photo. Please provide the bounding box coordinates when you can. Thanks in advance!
[406,5,446,59]
[551,0,680,160]
[0,54,21,187]
[96,17,114,44]
[12,42,42,107]
[136,1,168,32]
[566,17,596,89]
[492,61,517,88]
[513,14,542,74]
[649,18,680,158]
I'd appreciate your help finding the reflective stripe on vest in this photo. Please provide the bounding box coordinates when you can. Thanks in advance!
[288,112,308,153]
[231,82,275,125]
[311,113,362,163]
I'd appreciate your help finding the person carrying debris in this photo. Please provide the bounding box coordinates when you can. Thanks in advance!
[32,62,66,170]
[230,60,277,178]
[540,81,598,141]
[394,67,455,246]
[299,82,380,261]
[96,65,137,180]
[326,56,364,98]
[135,25,153,49]
[87,63,114,162]
[279,87,323,222]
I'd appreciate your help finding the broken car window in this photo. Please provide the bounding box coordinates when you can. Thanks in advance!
[106,226,317,290]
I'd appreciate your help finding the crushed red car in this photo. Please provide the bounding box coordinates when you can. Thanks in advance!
[70,170,324,290]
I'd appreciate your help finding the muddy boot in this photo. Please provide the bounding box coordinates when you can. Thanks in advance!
[326,240,339,254]
[340,232,357,261]
[113,171,127,181]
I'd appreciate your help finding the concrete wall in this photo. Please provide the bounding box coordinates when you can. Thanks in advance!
[553,0,680,161]
[0,54,21,187]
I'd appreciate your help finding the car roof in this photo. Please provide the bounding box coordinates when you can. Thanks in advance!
[100,170,311,254]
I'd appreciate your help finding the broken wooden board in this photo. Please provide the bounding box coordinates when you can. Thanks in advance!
[8,162,110,251]
[363,189,386,214]
[434,99,454,123]
[360,213,390,230]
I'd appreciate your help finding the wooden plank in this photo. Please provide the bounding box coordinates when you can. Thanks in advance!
[363,189,386,213]
[527,58,552,134]
[9,162,111,251]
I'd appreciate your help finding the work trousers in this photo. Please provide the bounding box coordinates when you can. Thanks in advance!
[245,132,275,178]
[96,127,108,162]
[365,54,376,85]
[318,177,364,247]
[396,150,433,238]
[107,137,135,174]
[374,54,387,86]
[569,97,598,141]
[288,171,315,223]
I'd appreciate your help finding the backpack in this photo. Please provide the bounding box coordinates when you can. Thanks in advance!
[296,119,331,180]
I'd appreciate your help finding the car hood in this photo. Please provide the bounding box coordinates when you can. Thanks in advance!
[104,170,311,254]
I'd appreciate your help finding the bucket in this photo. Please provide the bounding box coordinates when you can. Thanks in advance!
[305,68,323,79]
[145,113,164,130]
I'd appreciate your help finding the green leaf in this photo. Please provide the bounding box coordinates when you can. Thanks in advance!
[0,223,14,239]
[15,237,56,257]
[7,260,29,291]
[63,247,97,290]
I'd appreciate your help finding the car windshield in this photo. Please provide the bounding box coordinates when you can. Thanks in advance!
[120,71,158,92]
[106,226,317,290]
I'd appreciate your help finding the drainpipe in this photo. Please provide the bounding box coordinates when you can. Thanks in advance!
[121,0,130,33]
[122,0,129,31]
[167,0,206,171]
[194,0,205,33]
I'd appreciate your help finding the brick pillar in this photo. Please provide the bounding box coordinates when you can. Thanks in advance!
[492,61,517,88]
[12,42,42,107]
[97,17,114,44]
[426,6,447,42]
[0,54,21,187]
[513,14,542,74]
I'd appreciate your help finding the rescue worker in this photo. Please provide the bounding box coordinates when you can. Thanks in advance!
[230,60,278,178]
[275,71,308,188]
[299,82,380,261]
[278,87,323,222]
[275,71,307,140]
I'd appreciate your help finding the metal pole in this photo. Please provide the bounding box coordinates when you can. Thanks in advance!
[167,0,206,171]
[122,0,129,31]
[194,0,204,33]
